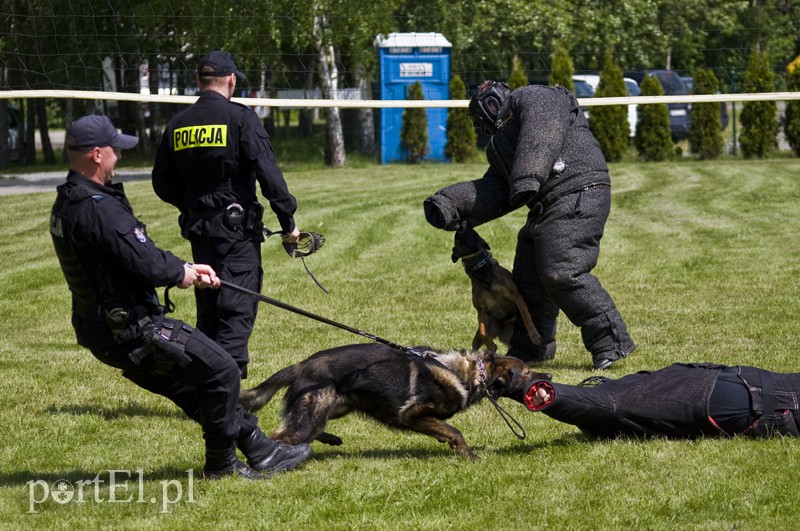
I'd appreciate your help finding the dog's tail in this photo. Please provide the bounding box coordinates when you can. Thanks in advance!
[239,365,297,412]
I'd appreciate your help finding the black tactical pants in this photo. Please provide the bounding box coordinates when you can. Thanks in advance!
[94,317,258,450]
[510,185,635,360]
[190,235,263,376]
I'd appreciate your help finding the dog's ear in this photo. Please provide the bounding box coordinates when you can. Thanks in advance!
[451,221,468,262]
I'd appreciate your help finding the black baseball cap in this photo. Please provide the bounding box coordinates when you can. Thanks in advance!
[197,50,247,81]
[66,115,139,151]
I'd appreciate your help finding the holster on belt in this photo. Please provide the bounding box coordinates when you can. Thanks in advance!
[129,313,193,375]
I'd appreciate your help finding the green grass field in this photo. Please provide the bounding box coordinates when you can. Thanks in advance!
[2,158,800,529]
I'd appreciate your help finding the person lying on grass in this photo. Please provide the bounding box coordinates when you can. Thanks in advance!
[516,362,800,438]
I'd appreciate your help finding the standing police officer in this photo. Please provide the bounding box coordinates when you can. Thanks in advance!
[152,50,301,379]
[424,81,635,370]
[52,114,310,479]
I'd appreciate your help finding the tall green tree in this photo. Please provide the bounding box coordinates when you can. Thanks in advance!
[688,68,723,159]
[589,53,629,162]
[635,74,673,161]
[739,50,778,159]
[445,74,477,163]
[507,55,528,89]
[549,44,574,91]
[401,81,428,163]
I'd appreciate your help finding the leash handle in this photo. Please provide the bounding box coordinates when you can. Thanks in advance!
[219,279,423,356]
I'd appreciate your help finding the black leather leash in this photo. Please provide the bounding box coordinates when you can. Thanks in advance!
[476,359,527,440]
[484,391,527,440]
[219,279,423,356]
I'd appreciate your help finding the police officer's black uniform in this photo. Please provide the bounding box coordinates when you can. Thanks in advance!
[152,89,297,377]
[50,170,306,478]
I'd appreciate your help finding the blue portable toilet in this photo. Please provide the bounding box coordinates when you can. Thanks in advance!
[376,32,452,164]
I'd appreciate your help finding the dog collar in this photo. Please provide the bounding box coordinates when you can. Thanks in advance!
[462,249,492,275]
[477,358,486,384]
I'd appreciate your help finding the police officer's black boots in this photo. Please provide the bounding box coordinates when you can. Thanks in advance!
[203,444,263,480]
[237,426,312,476]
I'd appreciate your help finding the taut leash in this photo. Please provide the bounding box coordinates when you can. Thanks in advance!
[219,279,423,356]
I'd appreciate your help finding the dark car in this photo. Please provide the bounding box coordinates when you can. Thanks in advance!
[647,70,692,141]
[681,76,729,130]
[572,79,595,121]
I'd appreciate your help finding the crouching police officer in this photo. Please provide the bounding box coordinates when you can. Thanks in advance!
[50,114,310,480]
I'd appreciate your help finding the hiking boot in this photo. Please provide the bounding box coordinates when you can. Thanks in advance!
[592,344,637,370]
[204,446,263,480]
[238,427,311,476]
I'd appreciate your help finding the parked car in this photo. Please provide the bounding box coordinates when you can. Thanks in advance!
[573,74,639,137]
[626,70,699,141]
[680,75,729,130]
[572,78,595,121]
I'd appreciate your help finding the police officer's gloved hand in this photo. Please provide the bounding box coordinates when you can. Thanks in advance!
[516,380,556,411]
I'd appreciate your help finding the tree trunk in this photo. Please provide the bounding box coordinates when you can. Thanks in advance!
[25,99,36,165]
[0,99,8,169]
[0,64,8,169]
[356,63,375,156]
[313,12,346,167]
[63,99,74,162]
[36,99,55,164]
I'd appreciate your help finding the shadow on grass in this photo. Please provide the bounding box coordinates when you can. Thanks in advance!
[3,435,598,488]
[306,432,591,462]
[45,402,185,420]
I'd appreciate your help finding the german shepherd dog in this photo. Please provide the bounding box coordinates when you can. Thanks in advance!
[240,343,550,460]
[451,221,541,353]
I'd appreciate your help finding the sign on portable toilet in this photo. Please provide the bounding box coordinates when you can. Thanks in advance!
[376,32,452,164]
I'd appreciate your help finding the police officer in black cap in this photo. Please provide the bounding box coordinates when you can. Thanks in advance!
[424,81,636,370]
[51,114,311,479]
[152,50,301,379]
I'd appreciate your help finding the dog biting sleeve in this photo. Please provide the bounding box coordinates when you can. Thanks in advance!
[523,381,556,411]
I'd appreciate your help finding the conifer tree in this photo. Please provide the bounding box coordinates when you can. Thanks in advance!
[589,53,629,162]
[739,50,778,158]
[688,68,723,159]
[445,74,477,163]
[401,81,428,163]
[549,44,574,91]
[507,55,528,90]
[635,74,673,161]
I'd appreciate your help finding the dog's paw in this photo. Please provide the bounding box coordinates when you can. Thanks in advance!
[316,432,343,446]
[528,330,542,345]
